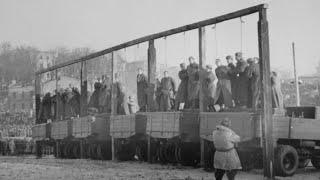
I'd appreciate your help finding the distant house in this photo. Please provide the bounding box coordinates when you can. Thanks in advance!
[7,81,34,116]
[42,76,81,95]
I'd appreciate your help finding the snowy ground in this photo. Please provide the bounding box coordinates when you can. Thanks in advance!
[0,156,319,180]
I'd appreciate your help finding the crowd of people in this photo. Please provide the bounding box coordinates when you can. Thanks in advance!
[0,113,32,137]
[136,52,284,113]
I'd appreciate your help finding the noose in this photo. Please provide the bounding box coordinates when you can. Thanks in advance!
[240,17,245,53]
[212,24,218,62]
[183,32,186,61]
[164,36,168,69]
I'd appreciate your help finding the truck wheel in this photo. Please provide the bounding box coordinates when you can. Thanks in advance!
[311,158,320,169]
[274,145,299,177]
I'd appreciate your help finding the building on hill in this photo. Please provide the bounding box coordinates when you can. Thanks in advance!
[7,81,34,117]
[36,51,56,83]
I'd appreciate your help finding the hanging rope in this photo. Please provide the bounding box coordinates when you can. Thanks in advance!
[164,36,168,68]
[240,17,245,53]
[212,24,218,61]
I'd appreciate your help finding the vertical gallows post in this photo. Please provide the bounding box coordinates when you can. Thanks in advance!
[80,61,88,116]
[258,4,274,179]
[111,52,116,161]
[198,27,206,167]
[35,74,41,124]
[147,39,157,162]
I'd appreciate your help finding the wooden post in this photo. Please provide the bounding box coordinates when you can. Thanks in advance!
[292,42,300,106]
[147,39,157,162]
[80,61,88,116]
[198,27,206,167]
[35,74,41,124]
[111,52,116,161]
[258,6,274,179]
[80,140,84,159]
[147,40,157,112]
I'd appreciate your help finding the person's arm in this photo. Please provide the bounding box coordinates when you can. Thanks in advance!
[230,132,240,143]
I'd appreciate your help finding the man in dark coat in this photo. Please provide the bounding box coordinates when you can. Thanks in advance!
[175,63,188,110]
[99,76,112,113]
[271,71,284,108]
[159,71,176,111]
[38,92,52,123]
[88,82,101,111]
[214,59,233,108]
[202,65,216,112]
[114,73,129,115]
[155,75,162,111]
[137,68,148,112]
[247,57,261,110]
[187,56,200,109]
[234,52,249,108]
[226,55,237,107]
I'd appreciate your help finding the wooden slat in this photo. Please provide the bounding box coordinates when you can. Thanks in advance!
[36,4,267,75]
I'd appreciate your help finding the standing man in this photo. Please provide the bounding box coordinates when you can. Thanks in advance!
[187,56,200,109]
[247,57,260,110]
[271,71,284,108]
[113,73,129,115]
[235,52,249,108]
[215,59,233,108]
[137,68,148,112]
[159,71,176,111]
[202,65,216,112]
[226,55,237,107]
[213,118,242,180]
[175,63,188,110]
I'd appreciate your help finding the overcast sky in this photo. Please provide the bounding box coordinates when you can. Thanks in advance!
[0,0,319,76]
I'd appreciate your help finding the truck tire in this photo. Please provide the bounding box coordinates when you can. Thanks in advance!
[311,158,320,169]
[274,145,299,177]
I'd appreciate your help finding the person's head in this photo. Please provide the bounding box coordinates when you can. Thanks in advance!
[226,55,233,64]
[253,57,259,64]
[215,59,222,67]
[115,72,120,81]
[235,52,243,61]
[220,118,231,127]
[188,56,195,64]
[272,71,277,77]
[137,68,143,75]
[247,58,254,65]
[206,65,213,72]
[180,63,186,70]
[164,71,169,77]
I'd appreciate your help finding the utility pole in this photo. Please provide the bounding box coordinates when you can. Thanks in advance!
[292,42,300,106]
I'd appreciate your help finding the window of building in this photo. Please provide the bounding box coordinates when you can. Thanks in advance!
[22,92,24,98]
[46,56,49,60]
[22,103,25,110]
[12,92,16,98]
[30,91,33,97]
[13,103,16,110]
[40,55,43,59]
[30,103,33,108]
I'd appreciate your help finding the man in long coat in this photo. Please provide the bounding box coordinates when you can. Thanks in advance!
[155,76,162,111]
[247,58,261,110]
[271,71,284,108]
[88,82,101,111]
[113,73,129,115]
[137,68,148,112]
[187,56,200,109]
[235,52,249,108]
[202,65,216,112]
[215,59,233,108]
[175,63,188,110]
[99,76,112,113]
[226,55,237,106]
[159,71,176,111]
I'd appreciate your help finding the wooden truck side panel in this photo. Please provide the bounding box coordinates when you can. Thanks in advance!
[146,112,180,139]
[32,123,47,140]
[51,120,68,140]
[110,114,136,138]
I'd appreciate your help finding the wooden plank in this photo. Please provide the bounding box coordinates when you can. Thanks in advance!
[258,7,273,179]
[36,4,267,75]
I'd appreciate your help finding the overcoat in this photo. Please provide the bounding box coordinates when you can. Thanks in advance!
[271,73,284,108]
[137,73,148,110]
[212,125,242,170]
[247,63,261,109]
[159,77,176,111]
[227,63,238,102]
[235,60,249,106]
[215,66,233,108]
[187,63,200,102]
[175,69,188,104]
[114,81,129,115]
